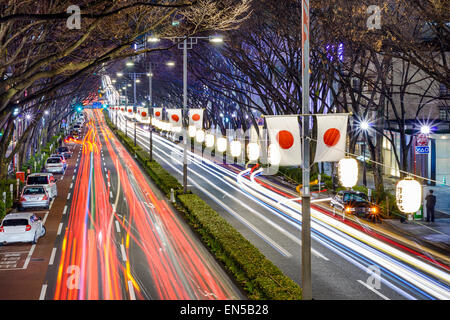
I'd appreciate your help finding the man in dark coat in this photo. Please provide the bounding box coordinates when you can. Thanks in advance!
[425,190,436,223]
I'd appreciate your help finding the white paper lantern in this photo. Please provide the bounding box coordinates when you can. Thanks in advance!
[172,126,182,133]
[247,142,260,161]
[205,134,215,148]
[230,141,242,157]
[217,137,227,153]
[338,157,358,188]
[188,125,197,138]
[195,130,205,143]
[268,143,281,165]
[396,177,422,213]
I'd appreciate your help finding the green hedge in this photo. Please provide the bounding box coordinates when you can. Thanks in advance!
[177,193,302,300]
[103,110,302,300]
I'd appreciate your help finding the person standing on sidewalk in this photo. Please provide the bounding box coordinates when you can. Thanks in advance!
[425,190,436,222]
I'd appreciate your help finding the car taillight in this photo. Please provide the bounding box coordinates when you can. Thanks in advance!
[42,194,48,200]
[20,196,26,202]
[0,226,4,232]
[25,225,31,231]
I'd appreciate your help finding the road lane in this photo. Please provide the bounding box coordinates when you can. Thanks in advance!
[42,110,243,300]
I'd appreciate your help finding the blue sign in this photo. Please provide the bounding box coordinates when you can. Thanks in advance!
[415,146,429,154]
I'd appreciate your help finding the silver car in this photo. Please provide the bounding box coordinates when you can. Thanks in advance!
[26,173,58,199]
[19,185,50,211]
[45,157,65,174]
[0,213,46,245]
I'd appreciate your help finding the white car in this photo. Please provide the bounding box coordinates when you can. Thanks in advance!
[0,213,46,245]
[26,173,58,199]
[45,157,65,174]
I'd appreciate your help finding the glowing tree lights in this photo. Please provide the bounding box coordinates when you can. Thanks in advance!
[338,157,358,188]
[396,177,422,213]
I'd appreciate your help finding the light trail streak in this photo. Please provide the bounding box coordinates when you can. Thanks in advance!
[121,113,450,300]
[51,110,240,300]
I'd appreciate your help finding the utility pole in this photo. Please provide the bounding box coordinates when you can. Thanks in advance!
[182,38,188,193]
[148,63,153,161]
[301,0,312,300]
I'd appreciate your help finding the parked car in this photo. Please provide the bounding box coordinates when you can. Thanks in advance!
[50,153,67,170]
[57,146,72,158]
[73,124,81,133]
[0,213,46,245]
[45,157,65,174]
[330,190,379,218]
[19,185,50,211]
[26,173,57,199]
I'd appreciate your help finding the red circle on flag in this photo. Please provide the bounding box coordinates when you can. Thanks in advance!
[192,114,200,121]
[171,114,180,122]
[141,112,147,117]
[128,109,132,113]
[276,130,294,149]
[323,128,340,147]
[155,111,161,117]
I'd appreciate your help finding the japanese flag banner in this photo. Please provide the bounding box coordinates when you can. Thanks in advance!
[153,107,163,120]
[265,116,302,165]
[314,114,348,162]
[189,109,204,129]
[167,108,182,126]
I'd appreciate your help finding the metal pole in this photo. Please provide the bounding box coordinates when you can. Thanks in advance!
[133,73,137,106]
[301,0,312,300]
[149,64,153,161]
[363,132,367,187]
[182,39,188,193]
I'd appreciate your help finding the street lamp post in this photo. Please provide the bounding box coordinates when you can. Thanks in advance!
[301,0,312,301]
[146,35,223,193]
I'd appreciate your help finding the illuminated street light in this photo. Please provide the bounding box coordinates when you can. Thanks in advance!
[209,35,224,43]
[117,72,123,77]
[166,61,175,67]
[147,36,160,43]
[420,125,431,135]
[126,61,134,67]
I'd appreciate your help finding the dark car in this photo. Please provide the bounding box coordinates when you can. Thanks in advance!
[330,190,379,218]
[57,146,72,158]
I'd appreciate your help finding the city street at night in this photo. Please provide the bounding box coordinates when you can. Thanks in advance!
[0,0,448,313]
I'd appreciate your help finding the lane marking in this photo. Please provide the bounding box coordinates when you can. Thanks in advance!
[42,212,49,225]
[62,205,68,215]
[110,191,113,199]
[39,284,47,300]
[120,244,127,262]
[70,183,73,189]
[22,244,36,269]
[128,281,136,300]
[57,223,63,236]
[48,248,57,265]
[115,220,121,233]
[67,193,71,200]
[357,280,390,300]
[49,199,55,210]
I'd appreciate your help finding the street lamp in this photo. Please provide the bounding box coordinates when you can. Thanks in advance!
[420,125,431,135]
[147,35,223,193]
[359,120,371,187]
